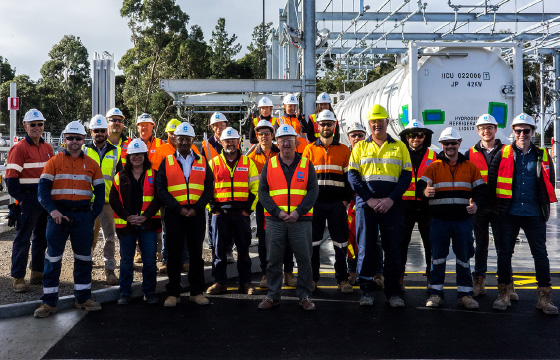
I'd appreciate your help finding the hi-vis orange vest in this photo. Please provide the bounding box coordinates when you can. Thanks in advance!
[253,117,280,128]
[496,145,557,203]
[165,154,207,205]
[112,169,161,229]
[308,113,338,139]
[212,154,250,202]
[402,148,436,201]
[468,145,504,183]
[264,155,313,217]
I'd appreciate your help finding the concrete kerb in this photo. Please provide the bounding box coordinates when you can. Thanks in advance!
[0,253,262,319]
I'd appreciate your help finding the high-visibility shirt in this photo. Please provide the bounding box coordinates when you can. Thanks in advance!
[83,143,121,203]
[496,144,557,202]
[277,115,309,153]
[152,143,200,171]
[468,145,504,183]
[247,144,280,173]
[264,155,313,217]
[141,136,165,166]
[302,138,351,203]
[210,153,259,208]
[165,154,207,205]
[6,135,53,193]
[402,148,436,201]
[40,151,104,202]
[112,168,161,228]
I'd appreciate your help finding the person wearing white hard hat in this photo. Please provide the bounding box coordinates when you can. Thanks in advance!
[202,112,228,161]
[397,119,435,290]
[6,109,54,293]
[34,121,105,318]
[302,110,354,294]
[84,115,123,285]
[205,127,259,296]
[416,127,486,310]
[136,113,165,168]
[279,94,310,154]
[464,114,506,297]
[248,97,280,145]
[257,124,319,311]
[488,113,558,315]
[306,92,341,143]
[109,138,161,305]
[156,122,214,307]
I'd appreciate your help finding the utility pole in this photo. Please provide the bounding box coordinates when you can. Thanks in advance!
[10,82,16,147]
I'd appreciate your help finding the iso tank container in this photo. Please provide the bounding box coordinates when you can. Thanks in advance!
[335,42,523,151]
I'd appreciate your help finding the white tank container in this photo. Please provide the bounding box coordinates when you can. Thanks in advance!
[335,42,524,151]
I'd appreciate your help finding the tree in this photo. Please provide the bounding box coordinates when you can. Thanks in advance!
[38,35,91,130]
[0,56,16,84]
[237,22,273,79]
[209,18,242,78]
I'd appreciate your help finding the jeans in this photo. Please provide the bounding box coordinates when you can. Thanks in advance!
[265,219,313,300]
[41,211,94,307]
[11,194,47,278]
[118,229,157,296]
[211,213,252,284]
[497,214,550,287]
[256,203,294,274]
[401,202,431,274]
[428,218,475,299]
[93,203,117,271]
[311,201,349,284]
[472,207,501,277]
[356,203,403,297]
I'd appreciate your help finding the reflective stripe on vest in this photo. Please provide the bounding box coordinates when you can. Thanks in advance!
[468,145,503,183]
[113,168,161,229]
[84,146,120,203]
[212,154,250,202]
[402,148,436,201]
[119,138,131,166]
[253,117,280,129]
[166,155,207,205]
[264,155,313,217]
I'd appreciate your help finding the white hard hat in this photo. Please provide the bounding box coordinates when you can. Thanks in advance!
[23,109,46,122]
[255,120,274,131]
[210,112,228,125]
[439,127,462,142]
[316,110,336,122]
[275,124,298,137]
[511,112,536,128]
[89,115,108,129]
[282,94,298,105]
[174,122,196,137]
[258,97,273,108]
[220,127,240,141]
[316,92,332,104]
[475,114,498,127]
[347,122,367,134]
[62,121,87,135]
[127,138,149,154]
[136,113,154,124]
[105,107,125,119]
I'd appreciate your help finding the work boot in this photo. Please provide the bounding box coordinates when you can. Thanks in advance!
[259,275,268,288]
[206,282,227,295]
[258,297,280,310]
[34,304,57,318]
[493,283,511,311]
[134,251,143,263]
[458,296,479,310]
[30,271,43,285]
[283,272,297,287]
[181,263,190,273]
[399,273,405,291]
[388,296,405,308]
[348,271,358,285]
[374,273,384,289]
[426,294,443,308]
[159,263,168,275]
[75,299,102,312]
[338,280,354,293]
[105,270,119,286]
[144,294,158,305]
[118,295,131,305]
[507,282,519,301]
[472,275,486,297]
[164,296,180,307]
[299,296,316,311]
[239,283,255,295]
[12,278,29,293]
[359,292,374,306]
[537,286,559,315]
[189,294,210,305]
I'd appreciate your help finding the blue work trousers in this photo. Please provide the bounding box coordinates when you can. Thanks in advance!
[428,218,475,299]
[497,214,551,287]
[41,211,94,307]
[211,213,252,284]
[119,229,157,297]
[11,194,47,278]
[256,202,294,274]
[356,203,403,297]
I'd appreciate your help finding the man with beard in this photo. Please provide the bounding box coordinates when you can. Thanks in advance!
[106,108,130,166]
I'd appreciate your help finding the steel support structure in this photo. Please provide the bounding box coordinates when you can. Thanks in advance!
[302,0,316,117]
[555,51,560,189]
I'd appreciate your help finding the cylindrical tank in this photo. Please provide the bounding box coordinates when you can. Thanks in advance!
[335,45,520,151]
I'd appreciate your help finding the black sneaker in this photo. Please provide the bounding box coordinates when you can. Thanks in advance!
[118,295,130,305]
[144,294,158,305]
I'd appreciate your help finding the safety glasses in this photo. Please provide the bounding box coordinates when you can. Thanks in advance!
[317,122,334,128]
[28,123,44,128]
[65,136,84,142]
[108,118,124,123]
[514,129,531,135]
[349,133,365,139]
[441,141,459,146]
[408,132,425,139]
[257,131,272,137]
[93,129,106,134]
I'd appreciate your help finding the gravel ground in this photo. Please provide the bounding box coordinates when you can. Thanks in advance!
[0,228,214,306]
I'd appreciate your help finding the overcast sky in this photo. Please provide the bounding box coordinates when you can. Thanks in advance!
[0,0,558,81]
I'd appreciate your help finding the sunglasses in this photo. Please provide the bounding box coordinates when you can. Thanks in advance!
[514,128,532,135]
[65,136,84,142]
[408,132,425,139]
[93,129,106,133]
[257,132,271,136]
[317,122,334,127]
[108,118,123,123]
[349,133,365,138]
[441,141,459,146]
[28,122,44,128]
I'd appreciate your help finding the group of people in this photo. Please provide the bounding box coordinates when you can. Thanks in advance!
[5,92,557,318]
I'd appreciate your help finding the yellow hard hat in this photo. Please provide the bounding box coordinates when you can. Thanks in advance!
[165,119,182,132]
[366,104,389,120]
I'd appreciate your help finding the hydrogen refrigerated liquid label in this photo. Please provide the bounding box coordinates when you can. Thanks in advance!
[448,116,478,131]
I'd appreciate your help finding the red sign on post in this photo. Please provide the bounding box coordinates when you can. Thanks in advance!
[7,97,19,110]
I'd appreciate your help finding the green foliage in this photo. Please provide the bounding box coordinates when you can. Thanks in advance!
[209,18,242,79]
[237,22,273,79]
[0,56,16,84]
[317,60,396,94]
